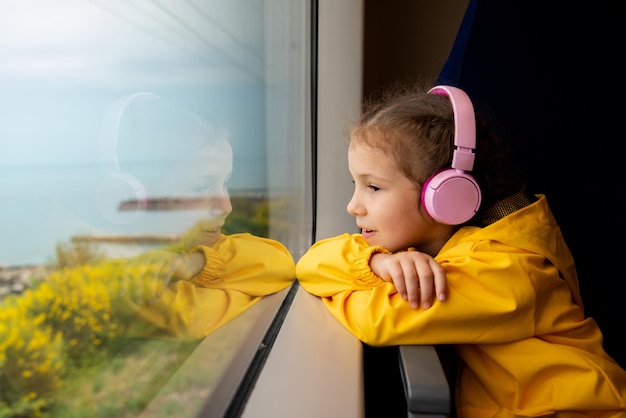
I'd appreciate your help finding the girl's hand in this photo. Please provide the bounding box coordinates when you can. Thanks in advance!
[370,251,447,310]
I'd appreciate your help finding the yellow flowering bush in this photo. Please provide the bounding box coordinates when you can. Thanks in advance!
[0,295,65,417]
[23,265,119,364]
[0,262,125,416]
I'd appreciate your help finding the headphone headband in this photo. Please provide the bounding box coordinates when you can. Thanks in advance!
[421,85,481,225]
[99,92,161,171]
[427,85,476,172]
[96,92,159,223]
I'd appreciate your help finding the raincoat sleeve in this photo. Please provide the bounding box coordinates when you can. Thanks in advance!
[116,233,296,339]
[295,233,392,296]
[188,232,296,295]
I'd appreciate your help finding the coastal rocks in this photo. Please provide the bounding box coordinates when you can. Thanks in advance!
[0,265,51,298]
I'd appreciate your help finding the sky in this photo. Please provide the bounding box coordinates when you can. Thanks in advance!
[0,0,265,167]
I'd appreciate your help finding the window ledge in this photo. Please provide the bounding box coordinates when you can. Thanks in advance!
[241,285,365,418]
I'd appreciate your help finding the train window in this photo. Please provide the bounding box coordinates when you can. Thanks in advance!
[0,1,311,417]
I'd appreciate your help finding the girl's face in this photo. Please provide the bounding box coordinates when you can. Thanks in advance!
[346,141,454,255]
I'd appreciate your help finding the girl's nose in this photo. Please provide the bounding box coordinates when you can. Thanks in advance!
[346,192,363,216]
[213,192,232,217]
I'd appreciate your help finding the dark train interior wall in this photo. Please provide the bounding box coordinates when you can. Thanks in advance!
[362,1,625,368]
[363,0,469,95]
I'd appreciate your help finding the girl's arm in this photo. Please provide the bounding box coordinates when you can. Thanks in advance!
[113,233,297,338]
[296,233,388,296]
[297,233,545,346]
[117,233,296,303]
[188,233,296,295]
[296,233,446,309]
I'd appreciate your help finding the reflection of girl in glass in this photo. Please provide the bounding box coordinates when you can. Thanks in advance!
[113,138,295,339]
[95,92,296,339]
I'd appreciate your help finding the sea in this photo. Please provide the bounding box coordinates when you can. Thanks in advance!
[0,160,263,267]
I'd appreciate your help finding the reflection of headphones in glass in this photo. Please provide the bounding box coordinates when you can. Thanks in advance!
[421,85,482,225]
[95,92,159,224]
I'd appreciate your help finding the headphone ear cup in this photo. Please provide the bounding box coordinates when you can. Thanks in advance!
[421,169,481,225]
[95,171,149,225]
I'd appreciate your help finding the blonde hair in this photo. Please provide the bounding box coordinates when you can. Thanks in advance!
[350,81,525,213]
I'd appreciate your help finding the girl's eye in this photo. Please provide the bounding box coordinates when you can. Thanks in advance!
[367,184,380,192]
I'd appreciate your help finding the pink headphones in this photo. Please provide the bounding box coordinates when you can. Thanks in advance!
[421,85,482,225]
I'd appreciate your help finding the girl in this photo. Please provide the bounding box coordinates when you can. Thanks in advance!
[296,83,626,417]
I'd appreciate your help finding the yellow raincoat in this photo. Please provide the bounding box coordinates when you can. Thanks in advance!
[118,233,296,339]
[296,195,626,417]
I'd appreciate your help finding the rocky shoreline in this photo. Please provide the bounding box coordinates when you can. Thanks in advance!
[0,265,53,298]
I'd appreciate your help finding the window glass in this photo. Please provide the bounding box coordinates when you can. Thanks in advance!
[0,1,310,416]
